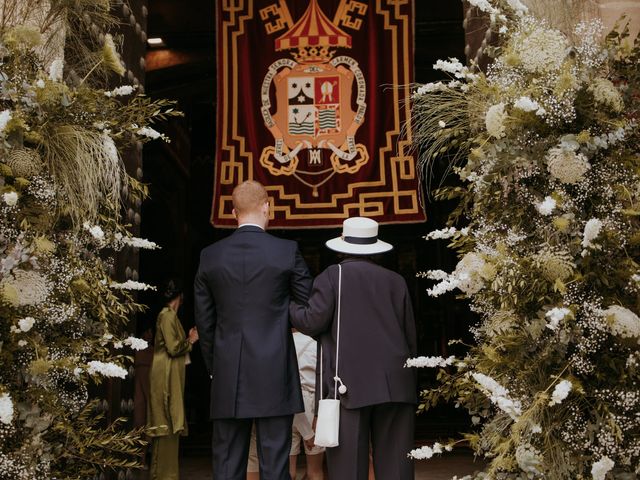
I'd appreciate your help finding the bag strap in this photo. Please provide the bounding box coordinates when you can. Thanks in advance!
[334,264,342,399]
[319,263,343,401]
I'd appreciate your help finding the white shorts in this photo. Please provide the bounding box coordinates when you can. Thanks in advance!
[247,390,324,472]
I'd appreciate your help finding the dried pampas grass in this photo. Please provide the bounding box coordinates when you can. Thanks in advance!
[43,125,125,225]
[523,0,599,39]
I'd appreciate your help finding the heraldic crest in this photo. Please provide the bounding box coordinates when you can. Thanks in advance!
[260,0,369,197]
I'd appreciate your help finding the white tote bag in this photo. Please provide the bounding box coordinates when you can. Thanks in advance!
[314,264,345,448]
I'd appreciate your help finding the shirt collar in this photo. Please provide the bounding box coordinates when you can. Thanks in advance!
[238,223,265,230]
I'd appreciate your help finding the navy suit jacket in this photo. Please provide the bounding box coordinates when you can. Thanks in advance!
[290,258,417,409]
[194,226,312,419]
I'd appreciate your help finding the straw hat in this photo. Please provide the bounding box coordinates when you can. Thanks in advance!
[325,217,393,255]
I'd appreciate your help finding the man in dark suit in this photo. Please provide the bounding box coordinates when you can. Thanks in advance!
[290,216,417,480]
[194,180,312,480]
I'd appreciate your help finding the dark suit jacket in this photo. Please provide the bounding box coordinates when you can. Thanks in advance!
[290,258,417,409]
[194,225,312,419]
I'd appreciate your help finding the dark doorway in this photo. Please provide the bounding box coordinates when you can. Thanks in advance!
[140,0,474,452]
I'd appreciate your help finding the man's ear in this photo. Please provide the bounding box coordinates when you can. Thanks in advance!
[232,208,238,218]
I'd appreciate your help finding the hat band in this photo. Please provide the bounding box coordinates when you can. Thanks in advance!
[344,235,377,245]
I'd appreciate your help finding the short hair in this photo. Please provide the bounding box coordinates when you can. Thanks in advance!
[232,180,268,215]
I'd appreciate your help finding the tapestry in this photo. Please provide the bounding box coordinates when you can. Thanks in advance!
[213,0,424,227]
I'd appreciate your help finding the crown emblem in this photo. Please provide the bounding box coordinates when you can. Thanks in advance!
[275,0,352,63]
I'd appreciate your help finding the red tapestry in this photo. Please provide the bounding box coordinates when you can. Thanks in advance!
[213,0,424,228]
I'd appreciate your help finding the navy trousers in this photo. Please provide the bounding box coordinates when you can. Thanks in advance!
[212,414,293,480]
[326,402,415,480]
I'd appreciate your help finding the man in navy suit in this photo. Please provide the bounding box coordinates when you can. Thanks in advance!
[194,180,312,480]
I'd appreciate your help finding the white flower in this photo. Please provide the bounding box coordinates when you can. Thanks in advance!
[438,120,446,128]
[2,192,18,206]
[87,360,128,379]
[0,110,12,134]
[602,305,640,340]
[1,270,51,306]
[17,340,27,347]
[110,280,156,291]
[485,103,507,139]
[48,59,64,81]
[591,456,614,480]
[120,236,159,249]
[425,252,494,297]
[424,227,469,240]
[456,252,494,295]
[425,271,460,297]
[560,135,580,151]
[433,57,465,77]
[531,424,542,434]
[589,78,623,112]
[514,96,541,113]
[471,372,522,420]
[549,379,572,406]
[471,416,480,425]
[104,85,135,97]
[0,393,14,425]
[73,367,83,378]
[536,196,556,216]
[35,79,45,88]
[515,444,543,475]
[547,147,591,184]
[405,355,456,368]
[83,222,105,241]
[467,0,497,15]
[113,341,123,349]
[582,218,603,249]
[546,307,571,331]
[408,443,446,460]
[516,25,569,73]
[137,126,165,140]
[414,82,447,97]
[124,336,149,351]
[17,317,35,332]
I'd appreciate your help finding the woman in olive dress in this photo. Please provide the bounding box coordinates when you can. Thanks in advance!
[147,280,198,480]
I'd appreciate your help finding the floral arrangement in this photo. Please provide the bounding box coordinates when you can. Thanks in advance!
[409,0,640,478]
[0,1,179,478]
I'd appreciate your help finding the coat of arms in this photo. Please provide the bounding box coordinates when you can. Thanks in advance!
[260,0,369,197]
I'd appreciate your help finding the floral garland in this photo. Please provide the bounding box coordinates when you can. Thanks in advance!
[0,1,180,478]
[408,0,640,478]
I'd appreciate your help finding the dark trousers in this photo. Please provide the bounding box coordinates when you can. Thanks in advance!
[212,414,293,480]
[326,402,415,480]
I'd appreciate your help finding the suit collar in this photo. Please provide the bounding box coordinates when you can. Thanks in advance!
[340,257,375,265]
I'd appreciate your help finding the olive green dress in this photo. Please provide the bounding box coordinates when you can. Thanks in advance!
[147,307,192,480]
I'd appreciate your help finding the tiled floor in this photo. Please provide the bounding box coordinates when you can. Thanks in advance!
[139,451,485,479]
